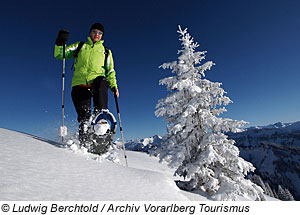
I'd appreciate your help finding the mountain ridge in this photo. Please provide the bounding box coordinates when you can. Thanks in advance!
[124,121,300,200]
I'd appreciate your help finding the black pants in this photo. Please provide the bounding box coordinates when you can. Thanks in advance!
[72,76,109,143]
[71,76,109,124]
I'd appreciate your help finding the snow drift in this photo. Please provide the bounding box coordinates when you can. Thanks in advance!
[0,128,205,201]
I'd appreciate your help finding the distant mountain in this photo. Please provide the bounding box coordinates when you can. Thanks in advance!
[248,121,300,130]
[230,121,300,147]
[228,121,300,200]
[125,121,300,200]
[124,135,162,152]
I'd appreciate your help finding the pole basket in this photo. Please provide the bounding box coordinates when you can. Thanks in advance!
[59,126,68,137]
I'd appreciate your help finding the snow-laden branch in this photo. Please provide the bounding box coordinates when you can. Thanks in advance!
[153,26,264,201]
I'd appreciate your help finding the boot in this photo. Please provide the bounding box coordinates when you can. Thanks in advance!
[79,121,90,146]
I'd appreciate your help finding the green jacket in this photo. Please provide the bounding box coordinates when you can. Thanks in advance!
[54,37,117,89]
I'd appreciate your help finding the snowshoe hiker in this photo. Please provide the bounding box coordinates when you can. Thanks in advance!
[54,23,119,150]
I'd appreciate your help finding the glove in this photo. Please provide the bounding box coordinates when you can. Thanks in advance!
[55,29,69,46]
[112,87,119,98]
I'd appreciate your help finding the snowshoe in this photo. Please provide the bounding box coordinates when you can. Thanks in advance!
[84,110,117,155]
[89,132,114,155]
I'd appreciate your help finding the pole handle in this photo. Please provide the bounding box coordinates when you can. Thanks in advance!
[63,42,66,58]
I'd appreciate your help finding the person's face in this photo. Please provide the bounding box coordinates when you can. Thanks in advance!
[90,29,103,43]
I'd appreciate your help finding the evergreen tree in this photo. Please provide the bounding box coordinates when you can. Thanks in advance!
[278,185,295,201]
[284,188,295,201]
[249,175,267,195]
[155,26,265,201]
[265,182,275,198]
[273,188,279,199]
[278,185,286,200]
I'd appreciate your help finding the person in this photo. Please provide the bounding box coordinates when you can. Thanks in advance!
[54,23,119,143]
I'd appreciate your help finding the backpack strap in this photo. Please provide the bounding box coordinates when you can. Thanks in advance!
[74,41,85,58]
[71,41,85,70]
[104,46,109,76]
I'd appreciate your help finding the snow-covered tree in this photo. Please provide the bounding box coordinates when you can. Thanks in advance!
[249,174,268,195]
[155,26,265,201]
[265,182,275,198]
[278,185,295,201]
[284,188,295,201]
[273,188,279,199]
[278,185,286,200]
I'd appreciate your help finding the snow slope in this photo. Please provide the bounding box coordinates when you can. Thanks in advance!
[0,128,206,201]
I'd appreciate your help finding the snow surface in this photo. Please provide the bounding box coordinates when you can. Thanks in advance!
[0,128,207,201]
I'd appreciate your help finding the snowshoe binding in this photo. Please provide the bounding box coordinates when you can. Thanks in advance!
[81,110,117,155]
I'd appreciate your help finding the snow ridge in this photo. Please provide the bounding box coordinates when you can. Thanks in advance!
[0,128,200,201]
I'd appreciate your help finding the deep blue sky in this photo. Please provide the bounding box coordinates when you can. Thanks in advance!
[1,0,300,141]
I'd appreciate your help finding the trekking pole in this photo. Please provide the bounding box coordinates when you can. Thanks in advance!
[114,94,128,167]
[59,42,67,142]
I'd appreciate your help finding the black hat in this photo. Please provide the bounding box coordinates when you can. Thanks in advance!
[90,23,104,36]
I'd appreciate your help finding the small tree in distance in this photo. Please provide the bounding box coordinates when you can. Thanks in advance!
[155,26,265,200]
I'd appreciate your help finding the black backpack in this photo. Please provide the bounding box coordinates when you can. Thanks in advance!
[71,41,110,75]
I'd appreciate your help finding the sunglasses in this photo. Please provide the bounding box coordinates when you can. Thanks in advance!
[92,30,103,35]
